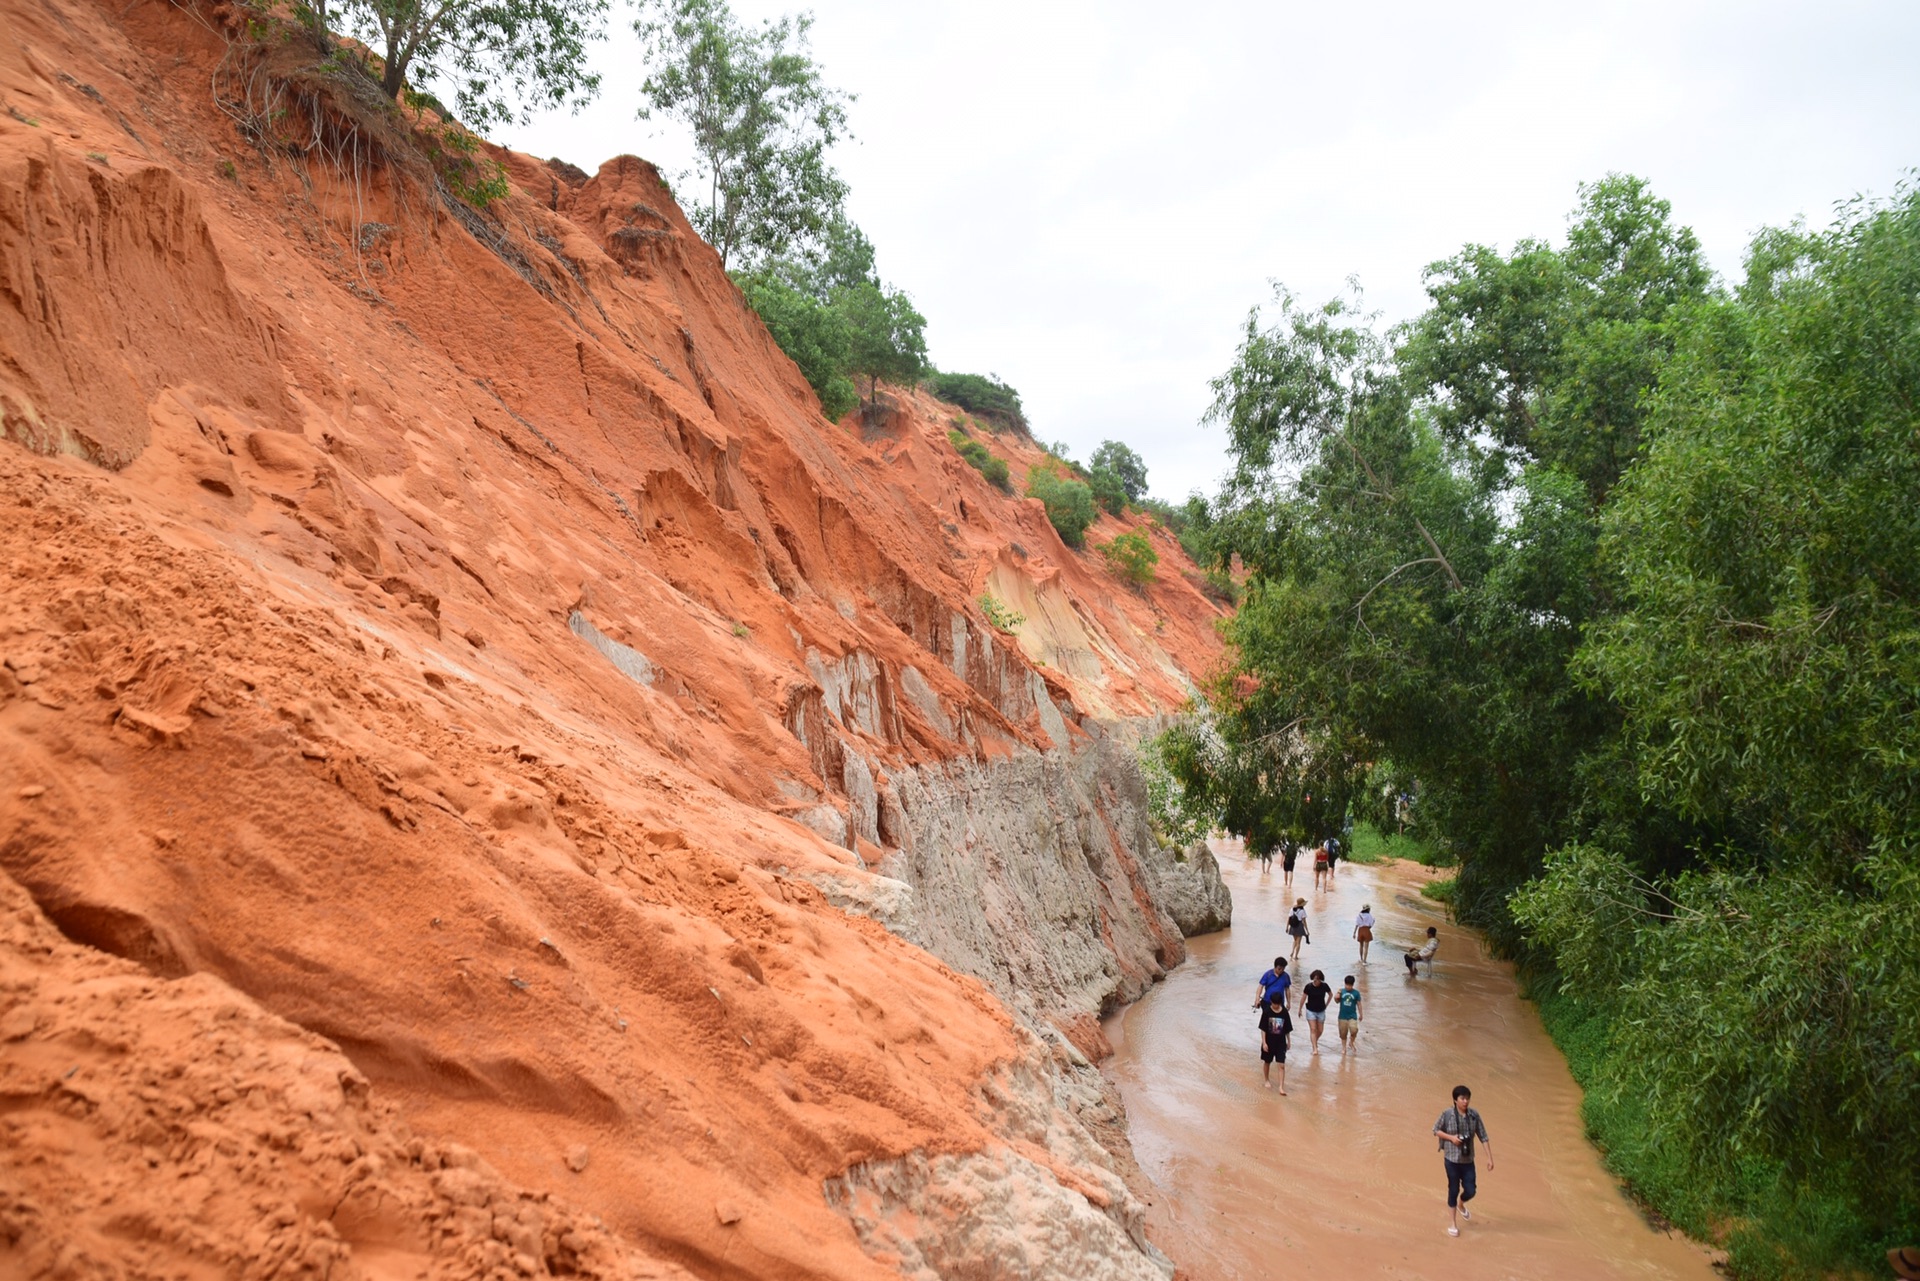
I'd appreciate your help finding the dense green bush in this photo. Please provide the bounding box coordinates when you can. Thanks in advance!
[946,429,1011,492]
[1098,529,1158,585]
[1026,466,1096,548]
[925,372,1027,432]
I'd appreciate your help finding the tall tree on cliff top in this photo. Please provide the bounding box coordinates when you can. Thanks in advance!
[329,0,609,129]
[635,0,852,270]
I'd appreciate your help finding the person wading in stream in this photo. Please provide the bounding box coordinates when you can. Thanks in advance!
[1312,842,1331,890]
[1336,974,1362,1052]
[1353,903,1376,963]
[1433,1085,1493,1235]
[1280,840,1298,888]
[1286,899,1311,960]
[1259,993,1292,1093]
[1254,957,1291,1011]
[1297,969,1333,1054]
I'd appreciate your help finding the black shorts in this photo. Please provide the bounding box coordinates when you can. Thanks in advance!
[1262,1038,1288,1064]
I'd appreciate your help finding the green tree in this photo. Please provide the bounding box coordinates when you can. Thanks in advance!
[635,0,851,269]
[331,0,609,128]
[1090,440,1148,502]
[1087,467,1128,515]
[838,280,927,404]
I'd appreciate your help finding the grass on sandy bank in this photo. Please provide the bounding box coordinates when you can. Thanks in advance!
[1345,822,1447,867]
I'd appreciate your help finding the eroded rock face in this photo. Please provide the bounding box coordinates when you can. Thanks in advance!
[1139,840,1234,938]
[826,1031,1174,1281]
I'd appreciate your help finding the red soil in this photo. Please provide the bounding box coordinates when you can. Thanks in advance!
[0,2,1224,1276]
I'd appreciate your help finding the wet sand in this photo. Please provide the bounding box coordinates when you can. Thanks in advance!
[1102,844,1720,1280]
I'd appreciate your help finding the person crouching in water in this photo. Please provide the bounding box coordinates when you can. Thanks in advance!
[1259,994,1293,1093]
[1405,925,1438,975]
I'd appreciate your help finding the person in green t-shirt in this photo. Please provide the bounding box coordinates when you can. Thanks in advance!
[1335,975,1363,1053]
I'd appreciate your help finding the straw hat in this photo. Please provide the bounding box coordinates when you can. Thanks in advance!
[1890,1247,1920,1280]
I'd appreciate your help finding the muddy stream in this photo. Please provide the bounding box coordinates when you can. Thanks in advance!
[1103,844,1721,1280]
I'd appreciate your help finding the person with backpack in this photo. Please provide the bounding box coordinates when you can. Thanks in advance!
[1432,1084,1493,1235]
[1253,957,1291,1011]
[1335,974,1363,1052]
[1296,969,1334,1054]
[1258,993,1293,1093]
[1325,834,1341,879]
[1286,899,1311,960]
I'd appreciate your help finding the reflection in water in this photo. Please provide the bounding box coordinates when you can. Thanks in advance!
[1102,842,1720,1281]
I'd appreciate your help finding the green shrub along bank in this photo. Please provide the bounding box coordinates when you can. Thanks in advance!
[1026,465,1096,548]
[924,372,1027,432]
[947,429,1012,492]
[1535,982,1887,1281]
[1159,175,1920,1274]
[1098,530,1158,585]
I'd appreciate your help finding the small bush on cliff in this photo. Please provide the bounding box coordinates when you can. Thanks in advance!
[1026,466,1096,549]
[978,592,1024,633]
[1099,530,1158,586]
[418,122,509,207]
[947,430,1012,492]
[924,372,1027,433]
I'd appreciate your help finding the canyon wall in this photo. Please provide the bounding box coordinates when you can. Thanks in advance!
[0,2,1227,1277]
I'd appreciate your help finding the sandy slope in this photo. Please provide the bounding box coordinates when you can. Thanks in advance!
[0,1,1224,1276]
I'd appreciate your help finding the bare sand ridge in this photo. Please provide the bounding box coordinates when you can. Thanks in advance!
[1103,847,1723,1281]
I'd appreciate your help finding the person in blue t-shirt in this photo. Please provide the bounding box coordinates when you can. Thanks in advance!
[1253,957,1291,1012]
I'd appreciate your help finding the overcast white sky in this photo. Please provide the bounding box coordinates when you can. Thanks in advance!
[501,0,1920,501]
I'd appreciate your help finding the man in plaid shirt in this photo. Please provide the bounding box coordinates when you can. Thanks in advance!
[1432,1084,1494,1236]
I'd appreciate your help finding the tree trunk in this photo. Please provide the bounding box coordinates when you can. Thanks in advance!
[382,39,406,101]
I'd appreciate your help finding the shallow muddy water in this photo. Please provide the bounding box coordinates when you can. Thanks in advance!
[1103,844,1720,1280]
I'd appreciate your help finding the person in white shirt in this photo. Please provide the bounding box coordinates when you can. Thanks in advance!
[1405,925,1439,975]
[1353,904,1376,963]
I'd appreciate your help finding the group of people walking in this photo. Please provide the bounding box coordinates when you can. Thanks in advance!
[1251,862,1489,1237]
[1255,835,1344,891]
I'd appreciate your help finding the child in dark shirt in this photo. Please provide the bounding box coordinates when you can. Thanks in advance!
[1259,995,1293,1094]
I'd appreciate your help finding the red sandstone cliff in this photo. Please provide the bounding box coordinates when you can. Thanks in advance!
[0,3,1225,1277]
